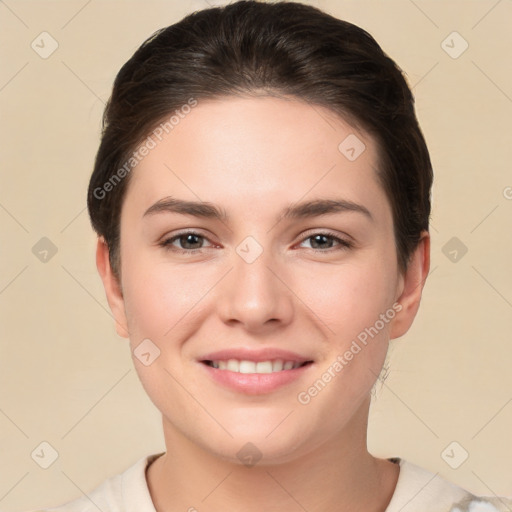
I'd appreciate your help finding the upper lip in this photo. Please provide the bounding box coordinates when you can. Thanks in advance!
[199,348,314,364]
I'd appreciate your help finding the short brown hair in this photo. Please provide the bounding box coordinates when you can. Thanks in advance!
[87,0,432,279]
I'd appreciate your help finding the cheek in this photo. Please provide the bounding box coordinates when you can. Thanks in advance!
[121,250,222,347]
[122,267,187,340]
[299,256,398,343]
[296,263,397,413]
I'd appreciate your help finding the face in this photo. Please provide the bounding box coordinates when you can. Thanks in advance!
[99,95,426,465]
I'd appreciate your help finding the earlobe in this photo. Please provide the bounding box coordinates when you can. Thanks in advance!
[95,237,130,339]
[389,231,430,340]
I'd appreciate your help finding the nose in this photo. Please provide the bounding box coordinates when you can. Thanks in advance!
[215,244,294,333]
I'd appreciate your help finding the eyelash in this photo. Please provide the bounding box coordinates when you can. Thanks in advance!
[159,230,353,255]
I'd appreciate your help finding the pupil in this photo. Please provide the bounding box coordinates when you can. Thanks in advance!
[183,234,201,249]
[312,234,330,249]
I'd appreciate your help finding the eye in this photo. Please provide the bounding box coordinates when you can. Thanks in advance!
[298,231,353,252]
[159,231,214,254]
[159,230,353,255]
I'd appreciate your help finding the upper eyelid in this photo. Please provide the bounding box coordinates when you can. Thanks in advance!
[161,230,216,249]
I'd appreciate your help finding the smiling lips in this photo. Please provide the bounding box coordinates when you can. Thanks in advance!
[204,358,308,373]
[199,348,314,394]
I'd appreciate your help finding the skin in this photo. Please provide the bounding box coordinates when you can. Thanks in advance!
[97,95,430,512]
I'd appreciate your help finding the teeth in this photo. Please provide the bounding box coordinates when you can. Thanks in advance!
[272,360,284,372]
[256,361,273,373]
[239,360,256,374]
[208,359,305,373]
[226,359,238,372]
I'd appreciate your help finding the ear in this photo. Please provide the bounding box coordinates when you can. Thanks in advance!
[389,230,430,340]
[96,237,130,338]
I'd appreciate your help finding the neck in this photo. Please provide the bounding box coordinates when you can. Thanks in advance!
[146,398,399,512]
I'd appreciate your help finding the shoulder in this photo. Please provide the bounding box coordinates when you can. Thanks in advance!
[26,452,164,512]
[386,457,512,512]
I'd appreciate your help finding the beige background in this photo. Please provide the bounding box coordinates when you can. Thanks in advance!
[1,0,511,510]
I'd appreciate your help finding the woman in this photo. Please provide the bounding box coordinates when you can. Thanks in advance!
[34,1,511,510]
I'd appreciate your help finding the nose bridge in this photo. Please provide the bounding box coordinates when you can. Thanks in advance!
[216,235,293,329]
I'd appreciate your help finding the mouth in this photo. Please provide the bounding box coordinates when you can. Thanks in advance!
[199,356,315,395]
[198,348,315,394]
[201,359,314,374]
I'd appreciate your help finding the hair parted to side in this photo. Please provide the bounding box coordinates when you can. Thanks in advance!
[87,0,432,280]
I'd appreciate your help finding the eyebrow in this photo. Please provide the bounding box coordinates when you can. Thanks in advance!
[143,196,373,223]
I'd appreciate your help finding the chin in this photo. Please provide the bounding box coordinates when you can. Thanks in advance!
[192,417,318,467]
[208,438,311,467]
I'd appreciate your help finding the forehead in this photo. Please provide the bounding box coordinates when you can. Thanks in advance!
[123,95,390,225]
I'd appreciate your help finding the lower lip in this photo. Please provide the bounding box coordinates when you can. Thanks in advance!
[199,362,313,395]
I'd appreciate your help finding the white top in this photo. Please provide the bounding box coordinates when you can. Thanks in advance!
[29,453,512,512]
